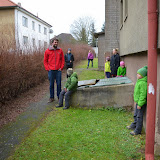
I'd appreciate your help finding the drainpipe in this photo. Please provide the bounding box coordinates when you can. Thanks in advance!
[145,0,158,159]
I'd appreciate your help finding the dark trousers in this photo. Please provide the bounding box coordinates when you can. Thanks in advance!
[130,104,146,134]
[105,72,111,78]
[87,59,93,67]
[48,70,61,99]
[59,90,73,108]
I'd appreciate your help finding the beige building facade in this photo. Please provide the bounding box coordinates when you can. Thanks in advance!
[120,0,160,155]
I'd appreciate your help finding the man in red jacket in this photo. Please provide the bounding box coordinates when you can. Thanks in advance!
[44,38,65,103]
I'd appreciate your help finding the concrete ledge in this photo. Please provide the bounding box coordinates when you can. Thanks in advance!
[71,83,134,109]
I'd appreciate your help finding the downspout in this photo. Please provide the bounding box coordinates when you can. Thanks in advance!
[145,0,158,159]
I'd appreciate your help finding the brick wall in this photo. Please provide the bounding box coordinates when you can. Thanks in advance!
[105,0,120,53]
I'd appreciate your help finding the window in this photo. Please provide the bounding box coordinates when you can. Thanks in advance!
[32,21,35,30]
[120,0,123,28]
[22,16,28,27]
[39,40,41,48]
[44,41,48,49]
[39,25,41,33]
[32,38,35,46]
[124,0,128,22]
[23,36,28,45]
[44,27,47,35]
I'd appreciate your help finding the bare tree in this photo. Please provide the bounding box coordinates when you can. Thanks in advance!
[70,16,95,44]
[101,22,105,32]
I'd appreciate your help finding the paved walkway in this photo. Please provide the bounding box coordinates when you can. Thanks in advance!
[0,80,65,160]
[0,67,85,160]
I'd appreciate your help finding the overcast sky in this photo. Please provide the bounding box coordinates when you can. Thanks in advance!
[12,0,105,38]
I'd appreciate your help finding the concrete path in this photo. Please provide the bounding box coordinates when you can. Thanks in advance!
[0,68,84,160]
[0,78,67,160]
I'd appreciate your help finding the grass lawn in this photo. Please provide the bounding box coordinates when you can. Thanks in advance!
[76,58,105,81]
[10,108,145,160]
[9,58,147,160]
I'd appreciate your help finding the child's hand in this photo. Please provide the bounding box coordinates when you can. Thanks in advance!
[137,106,141,109]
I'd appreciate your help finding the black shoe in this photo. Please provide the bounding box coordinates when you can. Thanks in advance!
[56,105,63,108]
[63,106,69,110]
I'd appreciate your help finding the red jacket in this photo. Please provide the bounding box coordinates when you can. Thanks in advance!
[44,46,65,71]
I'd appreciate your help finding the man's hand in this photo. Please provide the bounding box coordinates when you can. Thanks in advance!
[137,106,141,109]
[58,68,61,71]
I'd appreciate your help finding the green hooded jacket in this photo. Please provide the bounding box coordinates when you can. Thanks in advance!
[65,72,78,91]
[117,66,126,76]
[134,76,147,107]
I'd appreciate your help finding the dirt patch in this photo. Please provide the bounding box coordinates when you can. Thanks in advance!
[0,80,49,128]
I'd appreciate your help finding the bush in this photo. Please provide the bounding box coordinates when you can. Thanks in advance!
[0,42,93,104]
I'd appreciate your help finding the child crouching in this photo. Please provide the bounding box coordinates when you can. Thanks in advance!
[117,61,126,77]
[127,66,147,135]
[56,68,78,110]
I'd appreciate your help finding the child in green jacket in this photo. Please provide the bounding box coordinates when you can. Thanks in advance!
[56,68,78,110]
[127,66,148,135]
[117,61,126,77]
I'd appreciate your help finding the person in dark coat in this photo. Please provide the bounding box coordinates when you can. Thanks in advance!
[110,48,120,77]
[65,48,74,69]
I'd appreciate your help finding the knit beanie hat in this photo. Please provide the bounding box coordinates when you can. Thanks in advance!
[68,48,71,51]
[137,66,148,77]
[106,56,110,61]
[120,61,125,66]
[67,68,73,77]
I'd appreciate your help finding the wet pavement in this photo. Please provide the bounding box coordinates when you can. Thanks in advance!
[0,92,58,160]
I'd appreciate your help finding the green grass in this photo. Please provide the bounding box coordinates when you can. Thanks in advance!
[9,108,145,160]
[9,58,147,160]
[76,58,105,81]
[75,58,98,69]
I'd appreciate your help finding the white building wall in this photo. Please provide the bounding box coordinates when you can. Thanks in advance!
[15,9,51,51]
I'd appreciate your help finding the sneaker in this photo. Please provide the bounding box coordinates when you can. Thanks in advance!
[48,98,54,103]
[63,106,69,110]
[130,131,140,136]
[126,125,135,130]
[56,105,63,108]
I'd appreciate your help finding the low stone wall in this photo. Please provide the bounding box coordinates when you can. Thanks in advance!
[71,83,134,110]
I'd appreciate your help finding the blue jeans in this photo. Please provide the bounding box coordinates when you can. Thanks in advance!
[48,70,61,99]
[105,72,111,78]
[130,104,146,134]
[88,59,93,67]
[59,90,73,108]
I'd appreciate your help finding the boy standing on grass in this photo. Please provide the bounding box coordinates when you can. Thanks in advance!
[104,56,111,78]
[127,66,148,135]
[56,68,78,110]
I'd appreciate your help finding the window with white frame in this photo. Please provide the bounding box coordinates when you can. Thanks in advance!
[44,41,48,49]
[32,21,35,30]
[23,36,28,45]
[32,38,35,46]
[39,25,41,33]
[39,40,41,48]
[44,27,47,35]
[22,16,28,27]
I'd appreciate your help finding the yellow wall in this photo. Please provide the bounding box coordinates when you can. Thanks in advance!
[0,9,15,48]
